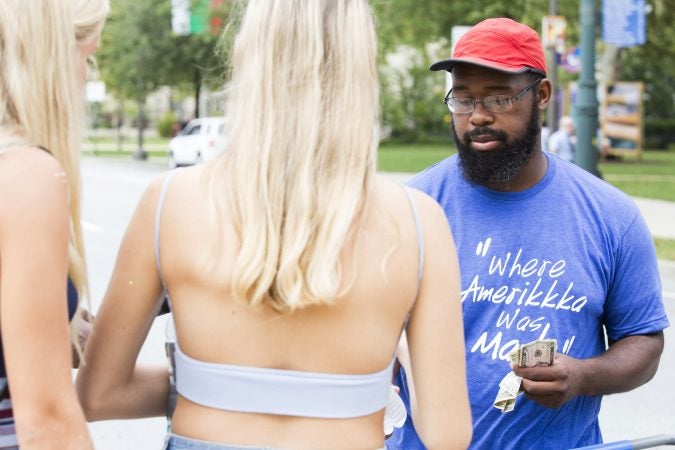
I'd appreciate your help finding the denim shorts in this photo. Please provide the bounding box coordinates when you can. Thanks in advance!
[163,433,281,450]
[164,432,385,450]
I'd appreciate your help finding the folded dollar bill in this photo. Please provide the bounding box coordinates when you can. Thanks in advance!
[493,339,558,413]
[509,338,557,368]
[493,371,522,413]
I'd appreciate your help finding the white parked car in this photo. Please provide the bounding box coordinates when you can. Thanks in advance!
[167,117,227,168]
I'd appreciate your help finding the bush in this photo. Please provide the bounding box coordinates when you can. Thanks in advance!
[644,118,675,150]
[157,111,177,138]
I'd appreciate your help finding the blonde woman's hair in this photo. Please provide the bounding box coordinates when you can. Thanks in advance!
[0,0,109,312]
[208,0,380,312]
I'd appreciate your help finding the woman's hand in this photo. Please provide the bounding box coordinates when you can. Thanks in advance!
[72,307,94,368]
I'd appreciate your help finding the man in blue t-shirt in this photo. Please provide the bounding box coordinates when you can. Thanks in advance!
[387,18,669,450]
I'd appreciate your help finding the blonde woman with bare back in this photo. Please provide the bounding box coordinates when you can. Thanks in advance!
[0,0,108,447]
[76,1,471,448]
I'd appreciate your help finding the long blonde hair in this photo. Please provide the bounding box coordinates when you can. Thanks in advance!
[208,0,380,312]
[0,0,109,306]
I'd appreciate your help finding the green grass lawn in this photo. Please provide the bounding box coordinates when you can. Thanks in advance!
[377,142,455,173]
[654,238,675,262]
[378,141,675,202]
[599,151,675,203]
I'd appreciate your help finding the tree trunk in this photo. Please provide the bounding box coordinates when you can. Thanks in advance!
[194,68,202,119]
[133,99,148,160]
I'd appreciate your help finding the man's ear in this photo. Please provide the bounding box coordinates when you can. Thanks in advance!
[536,78,553,110]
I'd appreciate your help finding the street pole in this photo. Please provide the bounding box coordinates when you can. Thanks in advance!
[547,0,558,134]
[575,0,601,176]
[133,99,148,161]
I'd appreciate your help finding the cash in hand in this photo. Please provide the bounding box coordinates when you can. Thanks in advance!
[493,339,557,413]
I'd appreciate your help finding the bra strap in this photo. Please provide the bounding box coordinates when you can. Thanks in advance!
[402,186,425,300]
[154,170,179,292]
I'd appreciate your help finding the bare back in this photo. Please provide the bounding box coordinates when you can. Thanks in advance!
[158,166,424,447]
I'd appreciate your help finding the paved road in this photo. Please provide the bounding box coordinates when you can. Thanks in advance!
[80,158,674,448]
[80,157,170,449]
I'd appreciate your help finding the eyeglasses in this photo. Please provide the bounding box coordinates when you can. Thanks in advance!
[443,78,542,114]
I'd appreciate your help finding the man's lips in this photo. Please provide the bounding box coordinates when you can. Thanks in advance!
[469,135,501,151]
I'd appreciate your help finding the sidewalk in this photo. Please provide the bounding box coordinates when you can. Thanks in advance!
[632,197,675,240]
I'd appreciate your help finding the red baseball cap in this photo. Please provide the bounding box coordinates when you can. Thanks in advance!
[430,18,547,76]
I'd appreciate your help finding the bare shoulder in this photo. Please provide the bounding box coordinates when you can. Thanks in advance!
[0,146,67,207]
[0,146,70,239]
[132,166,205,231]
[373,174,449,227]
[137,169,182,212]
[0,145,63,182]
[141,165,203,205]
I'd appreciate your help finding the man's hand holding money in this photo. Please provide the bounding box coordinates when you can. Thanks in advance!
[512,352,583,409]
[493,339,558,413]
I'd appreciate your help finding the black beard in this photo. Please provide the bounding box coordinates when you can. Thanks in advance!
[452,100,540,188]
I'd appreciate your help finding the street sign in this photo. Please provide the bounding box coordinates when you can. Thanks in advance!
[171,0,190,36]
[542,16,567,54]
[601,0,646,48]
[189,0,210,35]
[86,81,106,103]
[561,46,581,73]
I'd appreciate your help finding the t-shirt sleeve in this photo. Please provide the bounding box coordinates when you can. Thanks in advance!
[603,211,670,341]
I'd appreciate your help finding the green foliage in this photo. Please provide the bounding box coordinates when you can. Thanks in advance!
[372,0,675,137]
[97,0,176,101]
[644,119,675,149]
[97,0,230,117]
[372,0,580,139]
[96,0,674,138]
[157,110,177,138]
[380,50,449,141]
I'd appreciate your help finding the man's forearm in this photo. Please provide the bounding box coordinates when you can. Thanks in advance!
[580,332,664,396]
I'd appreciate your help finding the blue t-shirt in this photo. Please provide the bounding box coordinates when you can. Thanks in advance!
[387,153,669,450]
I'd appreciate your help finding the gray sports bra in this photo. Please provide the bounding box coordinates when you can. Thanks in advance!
[154,170,425,418]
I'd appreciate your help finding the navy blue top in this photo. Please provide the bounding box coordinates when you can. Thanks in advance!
[0,278,78,377]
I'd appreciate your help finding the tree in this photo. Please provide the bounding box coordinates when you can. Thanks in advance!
[372,0,579,139]
[97,0,230,157]
[97,0,177,158]
[162,1,232,119]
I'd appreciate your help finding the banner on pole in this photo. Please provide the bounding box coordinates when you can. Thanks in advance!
[542,16,567,54]
[602,0,646,48]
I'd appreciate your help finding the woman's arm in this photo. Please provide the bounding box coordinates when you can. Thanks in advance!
[0,149,92,449]
[405,191,472,450]
[76,175,169,421]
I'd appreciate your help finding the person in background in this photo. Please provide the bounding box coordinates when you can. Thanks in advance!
[388,17,668,450]
[0,0,109,447]
[76,1,472,449]
[540,119,550,153]
[548,115,576,162]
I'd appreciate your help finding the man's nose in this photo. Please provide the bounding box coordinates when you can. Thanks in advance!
[469,102,495,127]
